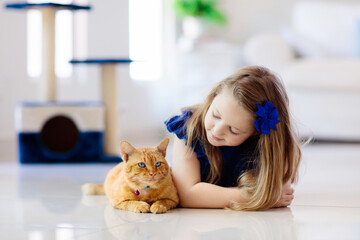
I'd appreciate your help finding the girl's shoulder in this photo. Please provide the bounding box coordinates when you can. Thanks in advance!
[165,109,207,160]
[164,109,193,140]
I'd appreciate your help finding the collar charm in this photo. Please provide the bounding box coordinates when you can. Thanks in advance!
[134,186,150,195]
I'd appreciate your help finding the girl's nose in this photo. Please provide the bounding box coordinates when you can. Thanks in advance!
[213,122,225,136]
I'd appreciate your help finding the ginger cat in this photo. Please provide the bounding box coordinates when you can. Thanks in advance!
[82,138,179,214]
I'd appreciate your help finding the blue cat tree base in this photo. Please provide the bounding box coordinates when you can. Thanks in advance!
[16,102,122,164]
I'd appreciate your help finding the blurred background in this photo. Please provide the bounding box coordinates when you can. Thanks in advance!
[1,0,360,161]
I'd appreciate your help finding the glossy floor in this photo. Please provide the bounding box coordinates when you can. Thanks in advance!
[0,143,359,240]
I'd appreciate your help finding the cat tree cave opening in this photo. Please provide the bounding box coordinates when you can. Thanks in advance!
[40,115,80,153]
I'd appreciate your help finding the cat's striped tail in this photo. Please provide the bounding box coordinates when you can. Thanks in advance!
[81,183,105,195]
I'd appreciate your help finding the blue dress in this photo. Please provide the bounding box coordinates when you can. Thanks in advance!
[165,110,258,187]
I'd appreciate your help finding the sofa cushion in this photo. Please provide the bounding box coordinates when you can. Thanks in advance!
[289,88,360,139]
[243,34,296,71]
[280,59,360,91]
[280,28,329,58]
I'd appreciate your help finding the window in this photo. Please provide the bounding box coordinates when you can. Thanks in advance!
[129,0,163,81]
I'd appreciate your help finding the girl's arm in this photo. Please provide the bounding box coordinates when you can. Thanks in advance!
[171,138,248,208]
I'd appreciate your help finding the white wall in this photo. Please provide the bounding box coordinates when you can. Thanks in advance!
[0,5,30,140]
[210,0,360,44]
[212,0,294,44]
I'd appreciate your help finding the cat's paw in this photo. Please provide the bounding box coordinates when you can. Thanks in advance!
[133,202,150,213]
[125,201,150,213]
[113,200,151,213]
[132,201,151,213]
[150,202,169,214]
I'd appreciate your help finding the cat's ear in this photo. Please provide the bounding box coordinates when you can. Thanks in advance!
[156,138,169,157]
[120,141,137,162]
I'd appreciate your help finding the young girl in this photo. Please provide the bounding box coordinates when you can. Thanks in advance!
[165,66,302,211]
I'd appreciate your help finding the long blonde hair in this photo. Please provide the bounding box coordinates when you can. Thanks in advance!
[184,66,302,211]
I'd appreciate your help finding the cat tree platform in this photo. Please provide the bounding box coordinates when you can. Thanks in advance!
[70,58,133,157]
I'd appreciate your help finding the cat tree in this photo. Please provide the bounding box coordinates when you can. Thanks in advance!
[6,2,131,163]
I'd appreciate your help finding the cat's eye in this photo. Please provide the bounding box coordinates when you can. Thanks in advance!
[138,162,146,168]
[155,161,161,167]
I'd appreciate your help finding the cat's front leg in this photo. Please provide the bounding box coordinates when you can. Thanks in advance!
[113,200,151,213]
[150,199,178,214]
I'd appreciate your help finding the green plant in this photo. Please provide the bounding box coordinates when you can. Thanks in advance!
[174,0,227,25]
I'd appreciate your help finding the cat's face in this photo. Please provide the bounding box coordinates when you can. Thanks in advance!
[120,138,170,185]
[125,150,170,184]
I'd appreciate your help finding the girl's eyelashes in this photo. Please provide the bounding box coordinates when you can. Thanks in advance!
[212,112,220,119]
[229,127,240,135]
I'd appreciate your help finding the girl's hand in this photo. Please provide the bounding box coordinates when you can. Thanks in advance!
[274,181,294,208]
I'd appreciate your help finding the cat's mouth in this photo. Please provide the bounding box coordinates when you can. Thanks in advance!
[147,177,157,182]
[146,174,165,182]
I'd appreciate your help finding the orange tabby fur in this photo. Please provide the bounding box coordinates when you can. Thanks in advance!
[82,138,179,214]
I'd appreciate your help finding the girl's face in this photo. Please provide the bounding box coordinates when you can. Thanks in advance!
[204,88,255,147]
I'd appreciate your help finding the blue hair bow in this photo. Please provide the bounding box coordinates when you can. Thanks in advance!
[253,101,280,135]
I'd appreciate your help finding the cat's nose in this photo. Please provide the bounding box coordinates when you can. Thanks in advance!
[149,173,157,177]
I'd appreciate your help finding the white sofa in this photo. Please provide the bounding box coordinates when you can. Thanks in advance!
[243,1,360,141]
